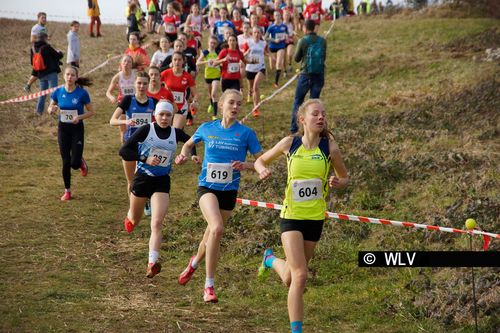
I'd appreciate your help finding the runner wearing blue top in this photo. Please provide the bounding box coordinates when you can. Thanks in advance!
[110,72,156,195]
[265,11,288,87]
[213,7,235,43]
[119,101,198,278]
[48,66,95,201]
[175,89,263,303]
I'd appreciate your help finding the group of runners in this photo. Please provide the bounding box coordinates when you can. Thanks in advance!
[42,0,347,332]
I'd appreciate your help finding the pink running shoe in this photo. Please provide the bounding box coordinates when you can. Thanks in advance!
[203,286,218,303]
[146,262,162,278]
[124,217,135,233]
[60,191,72,201]
[80,157,88,177]
[178,256,197,286]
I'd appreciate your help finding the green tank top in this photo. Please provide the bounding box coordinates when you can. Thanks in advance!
[280,136,330,220]
[203,51,221,79]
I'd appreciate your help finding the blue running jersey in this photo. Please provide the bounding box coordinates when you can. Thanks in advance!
[192,120,262,191]
[124,96,155,141]
[267,23,289,50]
[50,86,91,123]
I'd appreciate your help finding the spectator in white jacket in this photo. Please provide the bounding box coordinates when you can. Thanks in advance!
[67,21,81,67]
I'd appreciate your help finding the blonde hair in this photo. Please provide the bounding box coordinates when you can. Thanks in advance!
[297,99,333,138]
[218,89,242,109]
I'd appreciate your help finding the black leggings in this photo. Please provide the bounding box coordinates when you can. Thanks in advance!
[58,122,84,189]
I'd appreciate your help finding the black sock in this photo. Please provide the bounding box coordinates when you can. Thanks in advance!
[213,101,218,116]
[275,70,281,85]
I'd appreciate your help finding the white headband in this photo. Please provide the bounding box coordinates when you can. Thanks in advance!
[154,101,174,116]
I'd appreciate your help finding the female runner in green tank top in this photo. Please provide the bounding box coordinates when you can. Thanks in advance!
[254,99,349,333]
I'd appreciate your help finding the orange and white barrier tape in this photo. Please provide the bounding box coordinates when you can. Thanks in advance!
[0,37,155,105]
[236,198,498,250]
[0,54,121,105]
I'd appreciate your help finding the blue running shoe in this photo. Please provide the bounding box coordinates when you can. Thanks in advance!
[258,248,274,281]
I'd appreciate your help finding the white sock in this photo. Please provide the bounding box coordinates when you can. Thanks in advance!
[148,250,159,264]
[205,278,214,288]
[191,257,198,269]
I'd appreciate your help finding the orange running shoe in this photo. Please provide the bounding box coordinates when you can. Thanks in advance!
[252,109,260,118]
[124,217,135,233]
[203,286,218,303]
[146,262,162,278]
[60,191,72,201]
[178,256,197,286]
[80,157,88,177]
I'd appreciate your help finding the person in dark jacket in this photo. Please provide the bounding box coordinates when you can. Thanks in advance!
[31,31,64,115]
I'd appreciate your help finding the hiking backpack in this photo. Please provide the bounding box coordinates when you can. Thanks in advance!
[305,35,325,74]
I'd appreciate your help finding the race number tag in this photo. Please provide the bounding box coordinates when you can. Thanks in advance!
[311,13,319,20]
[173,91,184,104]
[166,24,176,33]
[276,33,287,41]
[60,109,78,123]
[291,179,322,202]
[131,113,151,127]
[217,26,226,36]
[228,62,240,73]
[206,163,233,183]
[150,147,172,167]
[208,59,217,68]
[121,86,135,96]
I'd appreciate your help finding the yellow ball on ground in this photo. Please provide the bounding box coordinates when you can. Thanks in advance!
[295,69,300,73]
[260,94,265,100]
[465,218,476,230]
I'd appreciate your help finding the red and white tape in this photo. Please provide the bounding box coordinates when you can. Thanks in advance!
[236,198,498,249]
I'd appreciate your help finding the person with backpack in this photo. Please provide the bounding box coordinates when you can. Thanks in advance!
[289,19,326,134]
[30,31,64,115]
[254,99,348,333]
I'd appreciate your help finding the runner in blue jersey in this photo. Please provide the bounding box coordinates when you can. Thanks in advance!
[175,89,263,303]
[213,7,235,43]
[265,11,289,87]
[110,72,156,195]
[48,66,95,201]
[119,101,198,278]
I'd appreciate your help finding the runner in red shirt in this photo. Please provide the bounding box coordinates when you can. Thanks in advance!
[213,35,247,92]
[160,52,198,129]
[147,66,177,114]
[231,9,244,35]
[157,3,180,41]
[303,0,325,27]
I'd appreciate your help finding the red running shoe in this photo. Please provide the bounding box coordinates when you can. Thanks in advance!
[80,157,88,177]
[186,119,194,126]
[178,256,197,286]
[146,262,162,278]
[252,109,260,118]
[60,191,72,201]
[203,286,218,303]
[124,217,135,233]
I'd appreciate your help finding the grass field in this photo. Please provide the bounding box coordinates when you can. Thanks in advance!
[0,9,498,333]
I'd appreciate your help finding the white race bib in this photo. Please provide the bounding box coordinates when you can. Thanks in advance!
[166,24,176,33]
[121,86,135,96]
[228,62,240,73]
[173,91,184,104]
[311,13,319,20]
[131,113,151,127]
[206,163,233,183]
[291,178,322,202]
[276,33,287,41]
[217,26,226,36]
[60,109,78,123]
[150,147,172,167]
